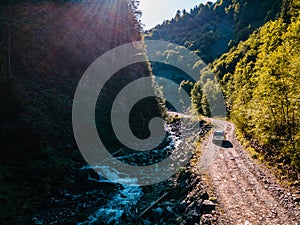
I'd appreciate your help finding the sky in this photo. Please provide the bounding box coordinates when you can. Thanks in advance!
[139,0,210,30]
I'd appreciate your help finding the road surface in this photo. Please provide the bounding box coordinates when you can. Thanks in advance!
[199,118,300,225]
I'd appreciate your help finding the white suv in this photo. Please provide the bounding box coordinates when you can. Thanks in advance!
[212,131,225,144]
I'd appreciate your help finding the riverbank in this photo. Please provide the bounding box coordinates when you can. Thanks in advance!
[32,119,218,224]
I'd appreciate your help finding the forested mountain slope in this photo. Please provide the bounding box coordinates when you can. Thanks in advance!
[145,0,299,181]
[211,0,300,180]
[0,0,148,223]
[145,0,282,63]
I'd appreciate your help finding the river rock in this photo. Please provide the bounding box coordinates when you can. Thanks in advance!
[166,206,173,213]
[202,200,216,212]
[179,201,188,212]
[186,209,200,224]
[175,216,183,224]
[200,214,214,224]
[32,217,43,225]
[199,191,209,200]
[97,181,123,192]
[180,220,187,225]
[185,201,195,212]
[152,207,164,215]
[143,219,151,225]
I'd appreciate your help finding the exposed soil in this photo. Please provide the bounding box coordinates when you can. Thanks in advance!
[199,119,300,225]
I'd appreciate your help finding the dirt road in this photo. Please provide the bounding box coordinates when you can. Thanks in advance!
[199,119,300,225]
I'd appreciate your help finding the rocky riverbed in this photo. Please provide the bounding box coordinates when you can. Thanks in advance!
[32,119,216,225]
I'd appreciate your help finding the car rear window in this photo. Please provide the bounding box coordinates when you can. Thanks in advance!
[214,131,224,136]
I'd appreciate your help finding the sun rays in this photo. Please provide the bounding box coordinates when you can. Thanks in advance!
[20,0,141,77]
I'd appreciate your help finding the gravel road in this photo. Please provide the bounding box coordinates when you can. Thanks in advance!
[199,118,300,225]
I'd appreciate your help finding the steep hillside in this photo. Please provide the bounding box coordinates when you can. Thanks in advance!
[143,0,299,182]
[143,0,283,118]
[210,0,300,181]
[145,0,282,63]
[0,0,150,223]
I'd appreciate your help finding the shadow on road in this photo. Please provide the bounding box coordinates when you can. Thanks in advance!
[222,140,233,148]
[212,140,233,148]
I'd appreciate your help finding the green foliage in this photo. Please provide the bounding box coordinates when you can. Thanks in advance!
[190,81,204,114]
[190,66,224,117]
[145,0,282,63]
[211,2,300,176]
[0,0,147,223]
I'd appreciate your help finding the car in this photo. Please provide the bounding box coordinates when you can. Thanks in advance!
[212,131,225,145]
